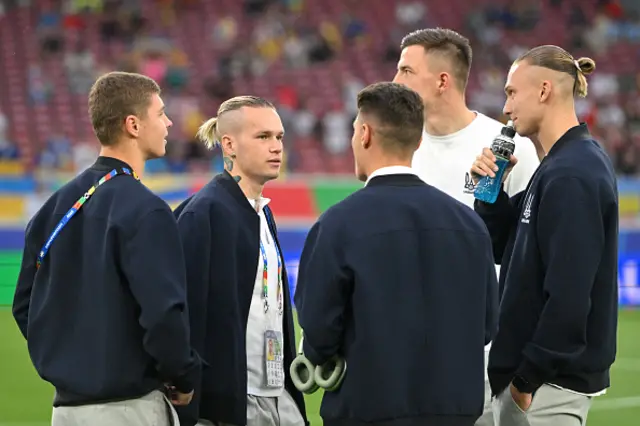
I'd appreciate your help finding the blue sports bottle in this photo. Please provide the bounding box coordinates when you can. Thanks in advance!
[473,120,516,204]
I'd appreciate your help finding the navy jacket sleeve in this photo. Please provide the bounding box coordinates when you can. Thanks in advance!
[294,219,352,366]
[474,187,525,263]
[483,237,499,345]
[174,210,211,426]
[12,219,37,339]
[516,177,604,387]
[121,207,201,393]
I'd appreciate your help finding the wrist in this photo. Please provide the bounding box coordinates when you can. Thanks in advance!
[512,375,537,394]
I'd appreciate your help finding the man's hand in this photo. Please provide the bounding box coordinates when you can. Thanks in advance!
[470,148,518,185]
[510,382,533,412]
[166,385,194,406]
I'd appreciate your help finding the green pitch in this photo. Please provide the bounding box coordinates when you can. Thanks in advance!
[0,309,639,425]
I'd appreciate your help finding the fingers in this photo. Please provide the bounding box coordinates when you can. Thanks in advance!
[471,148,498,180]
[165,385,194,406]
[482,147,496,163]
[170,392,193,406]
[171,397,189,406]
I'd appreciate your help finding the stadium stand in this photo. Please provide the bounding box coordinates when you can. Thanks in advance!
[0,0,639,176]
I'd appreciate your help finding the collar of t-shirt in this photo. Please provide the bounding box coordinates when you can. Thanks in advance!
[248,196,271,213]
[365,165,416,186]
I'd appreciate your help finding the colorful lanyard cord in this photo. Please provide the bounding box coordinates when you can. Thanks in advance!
[35,167,139,270]
[260,207,283,316]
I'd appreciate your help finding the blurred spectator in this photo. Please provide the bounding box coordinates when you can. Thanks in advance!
[73,140,100,174]
[211,16,238,49]
[0,110,18,160]
[0,110,8,145]
[37,3,63,56]
[617,142,639,176]
[39,134,74,172]
[342,74,365,120]
[28,64,53,105]
[140,51,168,83]
[64,40,95,94]
[395,2,426,27]
[291,101,318,139]
[322,103,350,155]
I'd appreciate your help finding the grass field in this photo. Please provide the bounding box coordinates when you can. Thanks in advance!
[0,308,639,425]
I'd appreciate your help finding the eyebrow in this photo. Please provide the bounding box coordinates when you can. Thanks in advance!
[254,130,285,136]
[159,105,166,114]
[398,64,413,72]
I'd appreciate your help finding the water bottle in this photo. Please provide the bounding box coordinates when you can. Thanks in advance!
[473,120,516,204]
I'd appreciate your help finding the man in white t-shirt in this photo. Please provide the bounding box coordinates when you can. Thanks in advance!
[393,28,540,426]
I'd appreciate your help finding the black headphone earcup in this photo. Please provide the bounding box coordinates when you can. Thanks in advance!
[290,354,320,394]
[314,356,346,392]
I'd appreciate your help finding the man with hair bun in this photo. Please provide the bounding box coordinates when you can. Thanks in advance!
[471,45,619,426]
[173,96,307,426]
[392,29,541,426]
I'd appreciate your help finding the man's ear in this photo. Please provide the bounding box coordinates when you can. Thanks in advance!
[124,115,139,138]
[437,72,451,92]
[539,80,551,103]
[361,123,372,150]
[221,135,235,157]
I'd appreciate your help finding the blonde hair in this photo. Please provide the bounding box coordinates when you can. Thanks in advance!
[516,45,596,98]
[196,96,275,149]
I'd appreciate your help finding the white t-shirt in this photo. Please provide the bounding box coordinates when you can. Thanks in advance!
[412,112,540,207]
[411,112,540,378]
[246,197,285,397]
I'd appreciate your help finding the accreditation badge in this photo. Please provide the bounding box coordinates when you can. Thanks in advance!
[264,330,284,388]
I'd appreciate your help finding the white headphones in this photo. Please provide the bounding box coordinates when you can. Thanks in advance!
[289,335,347,394]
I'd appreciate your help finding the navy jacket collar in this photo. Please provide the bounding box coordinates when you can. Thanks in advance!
[546,123,591,158]
[91,156,134,172]
[367,173,426,188]
[214,171,262,216]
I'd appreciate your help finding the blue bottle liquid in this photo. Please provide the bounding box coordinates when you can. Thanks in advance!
[473,120,517,204]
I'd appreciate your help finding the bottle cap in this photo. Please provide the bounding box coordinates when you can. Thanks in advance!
[501,120,516,138]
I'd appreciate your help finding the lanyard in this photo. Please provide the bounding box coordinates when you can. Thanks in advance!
[259,214,283,316]
[36,167,139,270]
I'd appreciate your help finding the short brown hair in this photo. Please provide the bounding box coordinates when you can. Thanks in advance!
[197,96,275,149]
[516,45,596,98]
[357,82,424,154]
[400,28,472,91]
[88,72,161,146]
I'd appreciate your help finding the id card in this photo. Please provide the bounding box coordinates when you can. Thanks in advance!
[264,330,284,388]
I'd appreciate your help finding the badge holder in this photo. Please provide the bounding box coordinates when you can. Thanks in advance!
[290,335,320,394]
[314,355,347,392]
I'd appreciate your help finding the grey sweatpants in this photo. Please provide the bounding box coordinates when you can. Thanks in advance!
[475,378,494,426]
[51,390,179,426]
[197,390,305,426]
[493,384,593,426]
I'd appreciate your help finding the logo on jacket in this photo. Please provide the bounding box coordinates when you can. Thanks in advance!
[463,172,476,194]
[521,193,534,224]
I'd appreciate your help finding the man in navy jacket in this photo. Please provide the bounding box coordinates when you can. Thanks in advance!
[174,96,307,426]
[13,72,199,426]
[294,82,499,426]
[471,46,618,426]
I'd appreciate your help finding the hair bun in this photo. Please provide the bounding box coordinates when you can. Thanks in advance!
[576,57,596,75]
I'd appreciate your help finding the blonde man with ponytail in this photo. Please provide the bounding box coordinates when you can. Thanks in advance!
[470,45,619,426]
[173,96,308,426]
